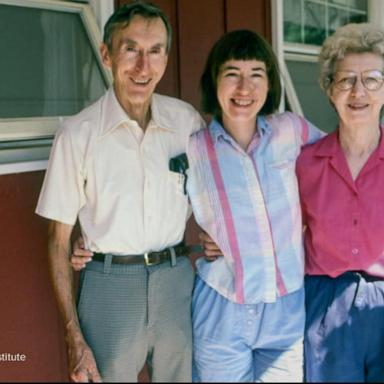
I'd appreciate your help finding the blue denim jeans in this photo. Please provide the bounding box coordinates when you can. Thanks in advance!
[305,272,384,382]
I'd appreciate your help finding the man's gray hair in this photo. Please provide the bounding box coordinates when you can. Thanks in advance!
[103,1,172,53]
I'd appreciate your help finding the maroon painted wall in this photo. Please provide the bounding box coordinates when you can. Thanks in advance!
[0,1,271,381]
[0,171,68,382]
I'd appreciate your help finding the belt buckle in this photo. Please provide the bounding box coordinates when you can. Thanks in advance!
[144,252,158,266]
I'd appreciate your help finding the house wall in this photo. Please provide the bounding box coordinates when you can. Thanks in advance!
[0,0,271,381]
[0,171,68,382]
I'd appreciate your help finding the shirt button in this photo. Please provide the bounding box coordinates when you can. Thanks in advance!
[352,248,359,255]
[247,320,253,325]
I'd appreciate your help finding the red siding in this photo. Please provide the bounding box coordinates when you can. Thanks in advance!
[226,0,271,39]
[0,171,68,382]
[177,0,225,109]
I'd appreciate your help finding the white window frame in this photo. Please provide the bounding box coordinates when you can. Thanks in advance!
[0,0,112,156]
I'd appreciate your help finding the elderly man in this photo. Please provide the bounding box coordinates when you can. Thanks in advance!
[36,2,204,382]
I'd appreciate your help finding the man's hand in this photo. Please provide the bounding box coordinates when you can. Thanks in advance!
[198,231,223,262]
[48,221,100,382]
[66,326,102,383]
[71,236,93,271]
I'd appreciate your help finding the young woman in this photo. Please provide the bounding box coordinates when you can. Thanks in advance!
[187,29,323,382]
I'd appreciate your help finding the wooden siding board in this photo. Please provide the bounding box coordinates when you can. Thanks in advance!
[177,0,225,110]
[226,0,271,41]
[0,172,68,382]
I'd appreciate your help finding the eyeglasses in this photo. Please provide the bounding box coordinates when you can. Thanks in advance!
[331,70,384,91]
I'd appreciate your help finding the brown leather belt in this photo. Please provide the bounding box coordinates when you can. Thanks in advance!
[93,243,202,266]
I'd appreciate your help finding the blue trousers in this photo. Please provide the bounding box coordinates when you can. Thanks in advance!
[305,272,384,382]
[192,275,305,382]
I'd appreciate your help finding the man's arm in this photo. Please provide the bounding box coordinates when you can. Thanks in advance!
[48,220,101,383]
[70,231,223,269]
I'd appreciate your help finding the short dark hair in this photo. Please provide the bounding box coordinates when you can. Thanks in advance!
[103,1,172,53]
[201,29,281,117]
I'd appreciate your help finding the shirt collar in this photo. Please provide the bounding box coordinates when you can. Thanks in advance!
[314,126,384,159]
[150,94,178,132]
[209,115,269,144]
[209,118,227,143]
[313,130,339,157]
[100,88,176,136]
[257,115,272,136]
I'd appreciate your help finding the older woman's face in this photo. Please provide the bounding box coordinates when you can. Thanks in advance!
[217,59,269,128]
[329,52,384,127]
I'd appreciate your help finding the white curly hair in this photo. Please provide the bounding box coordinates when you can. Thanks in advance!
[319,23,384,92]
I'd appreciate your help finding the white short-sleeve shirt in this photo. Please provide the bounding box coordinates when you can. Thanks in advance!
[36,88,204,254]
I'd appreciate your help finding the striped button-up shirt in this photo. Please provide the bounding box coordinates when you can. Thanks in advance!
[187,112,324,304]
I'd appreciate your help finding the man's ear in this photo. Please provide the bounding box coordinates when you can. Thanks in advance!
[100,43,112,69]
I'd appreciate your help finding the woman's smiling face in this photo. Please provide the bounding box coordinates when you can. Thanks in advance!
[217,59,269,128]
[329,52,384,127]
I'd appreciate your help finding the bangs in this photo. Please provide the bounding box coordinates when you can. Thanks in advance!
[216,32,269,66]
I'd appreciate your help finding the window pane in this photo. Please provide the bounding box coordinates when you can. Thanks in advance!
[284,0,367,46]
[349,0,367,8]
[329,0,349,5]
[339,0,369,10]
[348,11,367,24]
[328,7,349,36]
[284,0,303,43]
[286,59,338,133]
[0,4,106,118]
[304,2,326,45]
[329,0,366,7]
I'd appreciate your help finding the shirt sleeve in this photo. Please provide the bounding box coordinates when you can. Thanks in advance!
[295,154,308,226]
[191,110,207,135]
[35,123,86,225]
[289,112,326,147]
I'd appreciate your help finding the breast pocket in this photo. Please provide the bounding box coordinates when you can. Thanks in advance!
[168,170,186,196]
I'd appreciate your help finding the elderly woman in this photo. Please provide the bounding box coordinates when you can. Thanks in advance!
[296,23,384,382]
[187,29,323,382]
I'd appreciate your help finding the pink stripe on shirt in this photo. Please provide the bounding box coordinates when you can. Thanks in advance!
[204,129,245,303]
